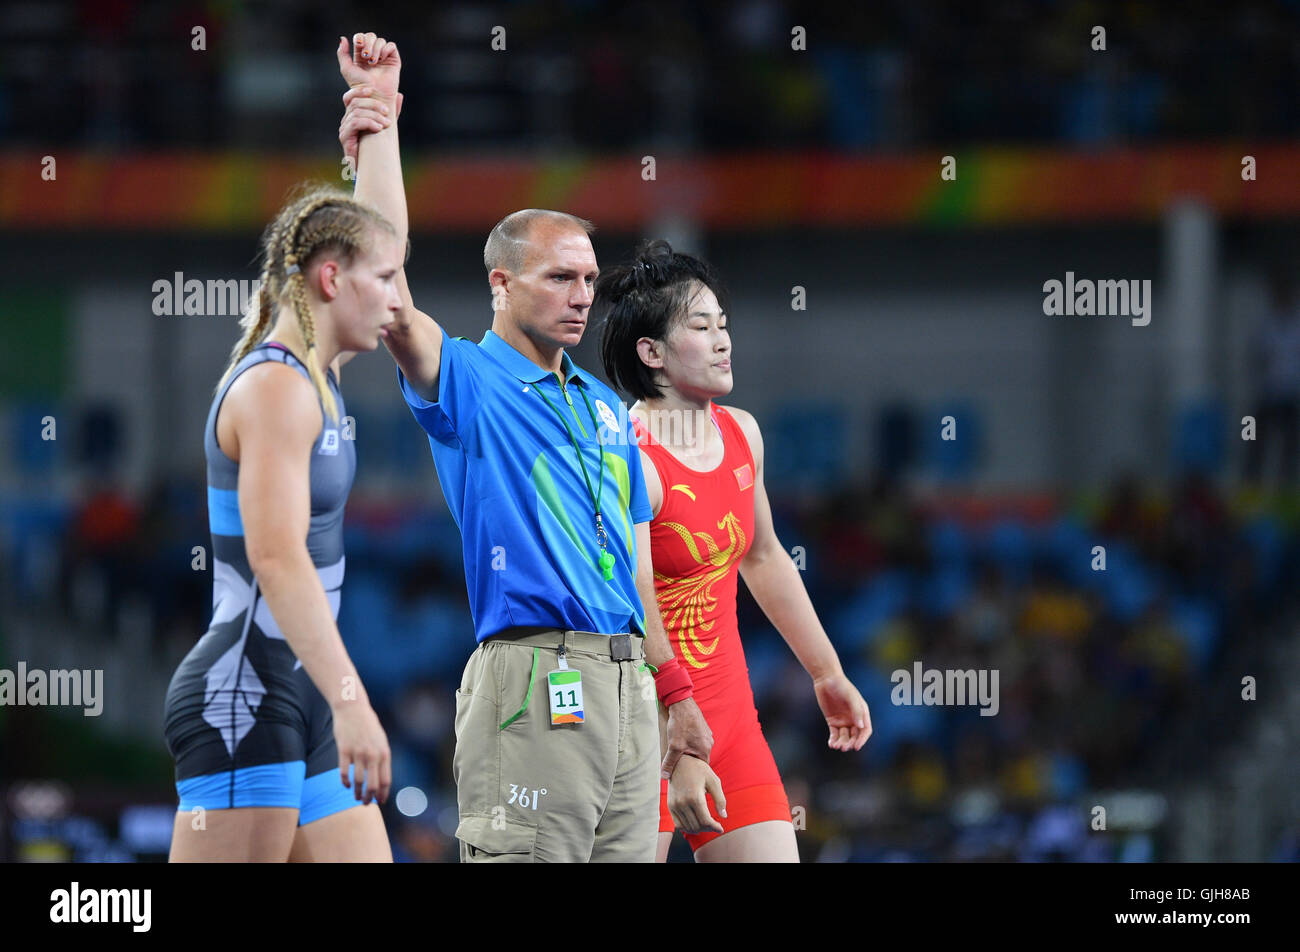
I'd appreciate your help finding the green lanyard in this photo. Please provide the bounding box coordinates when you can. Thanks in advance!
[531,373,617,581]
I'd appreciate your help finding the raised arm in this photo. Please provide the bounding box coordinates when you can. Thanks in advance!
[336,33,443,401]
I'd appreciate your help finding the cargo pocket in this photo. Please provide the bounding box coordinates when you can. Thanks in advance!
[456,813,538,862]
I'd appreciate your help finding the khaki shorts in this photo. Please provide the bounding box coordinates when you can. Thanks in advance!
[453,628,660,863]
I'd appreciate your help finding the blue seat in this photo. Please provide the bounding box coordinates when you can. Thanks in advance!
[1096,544,1157,622]
[919,564,970,617]
[402,596,471,680]
[983,519,1032,586]
[1242,515,1284,592]
[11,403,63,477]
[875,403,919,479]
[928,520,968,566]
[740,633,786,699]
[832,569,913,651]
[763,402,847,493]
[0,492,71,595]
[928,400,982,483]
[1170,595,1219,673]
[339,573,401,704]
[1042,516,1092,586]
[856,666,944,762]
[1173,399,1225,477]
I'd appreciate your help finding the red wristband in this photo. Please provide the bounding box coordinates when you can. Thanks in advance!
[652,656,694,707]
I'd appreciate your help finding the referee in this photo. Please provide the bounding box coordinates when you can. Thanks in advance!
[337,33,714,862]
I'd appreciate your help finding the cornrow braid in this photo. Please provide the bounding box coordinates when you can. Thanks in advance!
[214,184,396,422]
[216,209,296,390]
[216,262,276,393]
[279,194,349,423]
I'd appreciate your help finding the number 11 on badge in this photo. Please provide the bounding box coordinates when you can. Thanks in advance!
[549,646,584,725]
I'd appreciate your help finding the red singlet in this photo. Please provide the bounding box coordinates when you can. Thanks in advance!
[633,404,790,850]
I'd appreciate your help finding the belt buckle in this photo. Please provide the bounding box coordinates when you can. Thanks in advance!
[609,633,633,661]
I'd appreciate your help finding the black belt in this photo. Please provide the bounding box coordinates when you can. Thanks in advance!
[489,627,641,662]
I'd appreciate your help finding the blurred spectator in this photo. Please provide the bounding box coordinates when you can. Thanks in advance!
[8,407,1299,859]
[61,475,140,635]
[2,0,1298,152]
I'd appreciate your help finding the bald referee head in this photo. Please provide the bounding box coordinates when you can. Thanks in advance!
[483,209,598,366]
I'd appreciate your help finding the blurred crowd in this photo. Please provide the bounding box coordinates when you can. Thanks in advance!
[6,454,1298,861]
[2,0,1297,152]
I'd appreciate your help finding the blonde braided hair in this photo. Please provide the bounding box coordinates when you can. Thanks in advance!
[217,184,395,422]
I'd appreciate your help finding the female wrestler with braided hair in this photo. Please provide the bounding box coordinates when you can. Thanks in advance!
[164,185,404,861]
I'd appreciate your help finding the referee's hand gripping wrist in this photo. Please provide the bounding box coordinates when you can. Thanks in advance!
[661,695,713,780]
[339,86,401,165]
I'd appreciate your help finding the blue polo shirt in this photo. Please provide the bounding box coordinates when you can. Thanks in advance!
[399,327,652,643]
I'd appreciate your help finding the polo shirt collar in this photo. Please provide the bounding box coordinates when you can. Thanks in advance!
[480,329,588,386]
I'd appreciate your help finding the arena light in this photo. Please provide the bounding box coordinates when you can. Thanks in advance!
[7,780,72,821]
[395,786,428,818]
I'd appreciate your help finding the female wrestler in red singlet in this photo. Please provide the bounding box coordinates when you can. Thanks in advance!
[597,241,872,862]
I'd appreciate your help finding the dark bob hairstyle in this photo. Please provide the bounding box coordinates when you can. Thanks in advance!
[596,239,731,401]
